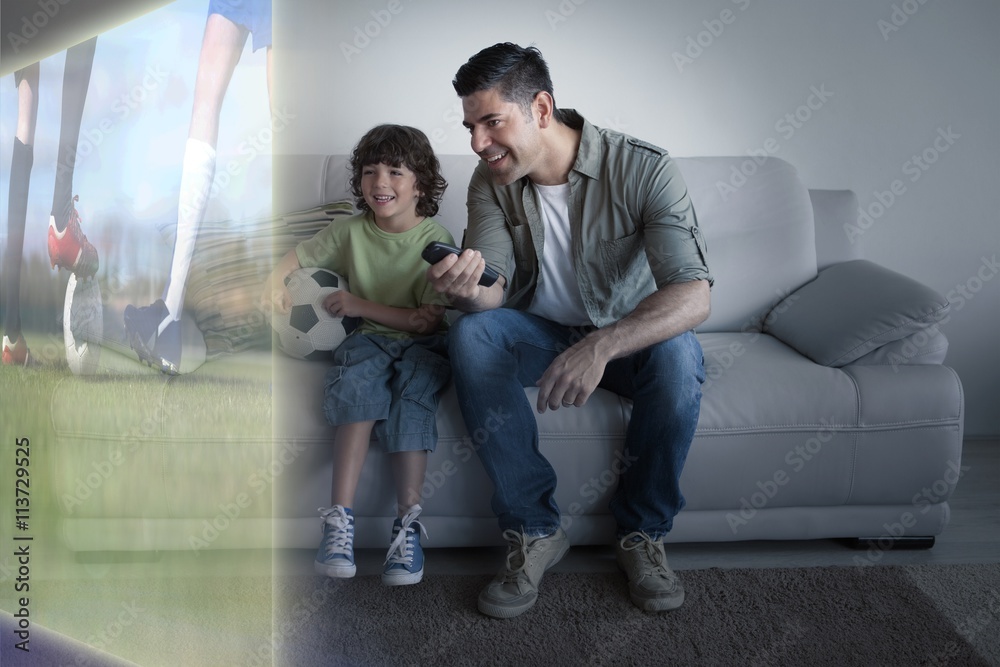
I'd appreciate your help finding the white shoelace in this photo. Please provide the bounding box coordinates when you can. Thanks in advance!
[318,506,353,557]
[384,505,428,567]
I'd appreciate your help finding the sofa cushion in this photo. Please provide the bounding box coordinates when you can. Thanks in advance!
[762,259,951,367]
[182,201,355,357]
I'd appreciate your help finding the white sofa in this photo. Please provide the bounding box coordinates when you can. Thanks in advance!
[269,153,965,550]
[46,151,964,554]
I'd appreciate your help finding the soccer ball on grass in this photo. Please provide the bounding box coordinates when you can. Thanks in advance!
[63,274,103,375]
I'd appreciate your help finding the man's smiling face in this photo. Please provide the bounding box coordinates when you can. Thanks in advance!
[462,87,543,186]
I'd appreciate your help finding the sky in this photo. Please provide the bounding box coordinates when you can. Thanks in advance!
[0,0,272,265]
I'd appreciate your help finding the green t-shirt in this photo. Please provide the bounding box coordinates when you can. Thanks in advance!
[295,213,455,339]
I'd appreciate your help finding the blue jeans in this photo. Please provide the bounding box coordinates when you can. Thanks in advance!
[449,310,704,539]
[322,334,451,453]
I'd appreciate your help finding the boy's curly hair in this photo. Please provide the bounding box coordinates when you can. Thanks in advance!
[349,124,447,218]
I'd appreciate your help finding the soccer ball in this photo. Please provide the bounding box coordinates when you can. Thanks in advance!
[63,274,103,375]
[272,267,359,360]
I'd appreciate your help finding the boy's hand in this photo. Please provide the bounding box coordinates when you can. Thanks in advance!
[324,290,365,319]
[261,275,293,316]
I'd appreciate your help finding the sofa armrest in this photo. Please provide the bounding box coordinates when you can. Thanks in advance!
[762,259,950,367]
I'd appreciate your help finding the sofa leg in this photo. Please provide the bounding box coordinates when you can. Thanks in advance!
[841,536,936,550]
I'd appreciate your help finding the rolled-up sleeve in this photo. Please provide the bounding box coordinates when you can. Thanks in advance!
[465,164,515,284]
[642,157,713,288]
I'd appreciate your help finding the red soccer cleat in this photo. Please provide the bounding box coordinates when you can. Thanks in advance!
[1,334,32,367]
[47,195,99,277]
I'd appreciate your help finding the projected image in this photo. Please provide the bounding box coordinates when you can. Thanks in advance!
[0,3,276,664]
[1,0,274,376]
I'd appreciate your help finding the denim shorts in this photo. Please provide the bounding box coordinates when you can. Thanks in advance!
[322,333,451,453]
[209,0,272,51]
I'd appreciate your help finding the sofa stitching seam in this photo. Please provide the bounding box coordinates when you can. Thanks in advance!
[828,301,951,366]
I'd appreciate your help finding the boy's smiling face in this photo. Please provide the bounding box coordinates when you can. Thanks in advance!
[361,162,423,229]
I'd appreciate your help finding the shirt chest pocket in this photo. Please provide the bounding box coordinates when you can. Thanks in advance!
[600,230,646,286]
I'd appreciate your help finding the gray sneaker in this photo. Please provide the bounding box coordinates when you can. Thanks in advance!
[616,532,685,611]
[478,527,570,619]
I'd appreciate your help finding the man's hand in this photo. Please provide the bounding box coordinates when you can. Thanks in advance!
[536,334,611,414]
[324,290,366,319]
[427,248,485,300]
[427,248,504,312]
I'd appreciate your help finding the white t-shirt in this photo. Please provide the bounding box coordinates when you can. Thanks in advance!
[526,183,593,327]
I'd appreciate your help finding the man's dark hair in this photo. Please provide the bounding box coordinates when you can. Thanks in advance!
[453,42,568,123]
[349,124,447,218]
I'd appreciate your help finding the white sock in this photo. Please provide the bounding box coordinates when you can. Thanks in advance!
[161,138,216,333]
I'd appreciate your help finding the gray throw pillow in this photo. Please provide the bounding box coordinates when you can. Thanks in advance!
[762,259,950,367]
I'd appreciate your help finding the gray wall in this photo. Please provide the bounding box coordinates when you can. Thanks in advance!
[275,0,1000,436]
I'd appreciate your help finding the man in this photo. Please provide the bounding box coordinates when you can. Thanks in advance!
[427,43,713,618]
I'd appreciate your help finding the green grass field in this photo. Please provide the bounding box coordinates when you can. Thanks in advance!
[1,329,273,545]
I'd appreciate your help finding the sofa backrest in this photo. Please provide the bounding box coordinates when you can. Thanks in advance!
[672,157,817,331]
[274,154,830,332]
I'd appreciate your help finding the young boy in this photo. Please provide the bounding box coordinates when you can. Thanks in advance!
[264,125,453,585]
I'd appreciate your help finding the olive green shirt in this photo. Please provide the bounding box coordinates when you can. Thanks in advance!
[465,110,712,328]
[295,213,454,339]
